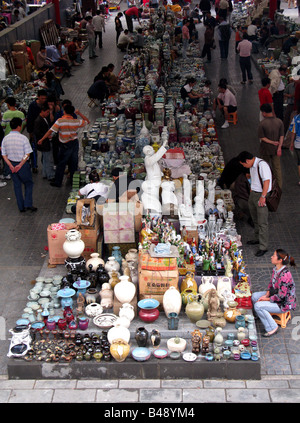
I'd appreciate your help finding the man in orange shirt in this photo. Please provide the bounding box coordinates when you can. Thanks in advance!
[38,104,89,187]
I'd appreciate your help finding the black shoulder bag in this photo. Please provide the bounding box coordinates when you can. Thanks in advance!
[257,160,282,212]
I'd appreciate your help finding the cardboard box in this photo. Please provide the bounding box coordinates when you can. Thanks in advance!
[29,40,41,64]
[139,269,179,295]
[47,222,78,265]
[12,40,27,52]
[104,228,135,244]
[76,198,97,228]
[139,252,178,272]
[80,221,100,260]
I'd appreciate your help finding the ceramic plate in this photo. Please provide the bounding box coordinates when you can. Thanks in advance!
[93,313,118,329]
[16,319,30,326]
[131,347,151,361]
[182,352,198,362]
[31,322,45,329]
[196,319,210,329]
[153,348,168,359]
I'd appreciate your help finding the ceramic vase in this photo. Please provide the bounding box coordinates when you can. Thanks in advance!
[86,253,105,272]
[163,286,182,317]
[105,256,120,273]
[198,276,215,296]
[63,229,85,258]
[125,248,138,263]
[223,301,241,323]
[119,303,135,322]
[114,276,136,304]
[112,246,123,268]
[214,327,224,347]
[185,295,204,323]
[110,338,130,362]
[181,272,197,293]
[237,327,246,342]
[150,329,161,348]
[85,303,103,318]
[85,288,100,305]
[108,325,130,344]
[135,327,148,347]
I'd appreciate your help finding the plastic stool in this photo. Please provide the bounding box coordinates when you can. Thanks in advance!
[227,111,238,125]
[54,66,64,75]
[270,311,291,328]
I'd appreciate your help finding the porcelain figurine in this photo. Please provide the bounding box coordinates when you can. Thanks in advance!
[141,179,162,214]
[119,303,135,322]
[100,283,114,309]
[143,141,168,183]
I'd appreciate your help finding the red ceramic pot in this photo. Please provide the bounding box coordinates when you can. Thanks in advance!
[241,338,250,347]
[138,308,160,323]
[57,318,67,331]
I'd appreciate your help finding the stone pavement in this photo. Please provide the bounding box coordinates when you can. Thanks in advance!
[0,0,300,403]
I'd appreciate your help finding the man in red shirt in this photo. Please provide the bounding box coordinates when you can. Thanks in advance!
[258,77,274,120]
[125,6,142,32]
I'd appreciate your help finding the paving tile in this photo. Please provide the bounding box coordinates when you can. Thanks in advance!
[226,389,270,403]
[182,388,225,403]
[8,389,54,403]
[0,390,11,402]
[140,389,182,403]
[246,379,289,389]
[119,379,160,389]
[162,380,203,388]
[203,380,246,389]
[52,389,96,403]
[269,389,300,403]
[0,379,35,389]
[34,379,77,389]
[96,389,139,403]
[77,380,119,389]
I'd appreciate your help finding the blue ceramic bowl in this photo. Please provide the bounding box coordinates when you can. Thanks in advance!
[31,322,45,330]
[16,318,30,326]
[153,348,168,359]
[240,351,251,360]
[137,299,160,310]
[131,347,151,362]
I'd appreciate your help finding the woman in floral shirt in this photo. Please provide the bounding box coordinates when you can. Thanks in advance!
[252,249,297,337]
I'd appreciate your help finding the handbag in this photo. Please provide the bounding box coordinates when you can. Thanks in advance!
[258,160,282,212]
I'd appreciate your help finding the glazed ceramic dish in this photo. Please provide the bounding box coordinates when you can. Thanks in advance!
[131,347,151,361]
[93,313,118,329]
[153,348,168,359]
[182,352,197,362]
[196,319,210,329]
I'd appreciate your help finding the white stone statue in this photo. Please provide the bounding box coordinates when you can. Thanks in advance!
[183,174,192,211]
[216,198,227,220]
[194,179,205,220]
[143,140,168,183]
[207,179,216,205]
[141,180,162,213]
[161,180,178,215]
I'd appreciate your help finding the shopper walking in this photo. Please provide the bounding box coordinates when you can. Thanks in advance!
[38,104,90,187]
[1,117,37,212]
[182,20,190,59]
[115,12,124,44]
[269,65,288,121]
[238,151,272,257]
[237,33,253,84]
[86,16,97,59]
[216,17,231,60]
[252,249,297,337]
[201,24,214,63]
[258,103,284,189]
[92,10,105,48]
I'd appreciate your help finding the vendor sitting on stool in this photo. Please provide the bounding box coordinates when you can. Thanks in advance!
[252,249,297,337]
[71,169,108,213]
[180,77,202,105]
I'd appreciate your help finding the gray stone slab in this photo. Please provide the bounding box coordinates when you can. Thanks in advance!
[77,379,119,389]
[226,389,271,403]
[0,379,35,389]
[203,380,246,388]
[8,389,54,403]
[34,379,77,389]
[96,388,139,403]
[246,379,289,389]
[182,388,226,403]
[140,388,182,403]
[269,389,300,403]
[119,379,160,389]
[52,389,96,403]
[0,390,11,403]
[162,379,203,388]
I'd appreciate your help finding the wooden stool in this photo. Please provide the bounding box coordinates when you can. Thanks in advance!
[270,311,291,328]
[227,111,238,125]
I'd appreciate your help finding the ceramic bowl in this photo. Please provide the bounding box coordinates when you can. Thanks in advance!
[16,318,30,326]
[137,298,160,310]
[169,351,181,360]
[40,290,51,297]
[31,321,45,330]
[182,352,197,362]
[153,348,168,359]
[131,347,151,362]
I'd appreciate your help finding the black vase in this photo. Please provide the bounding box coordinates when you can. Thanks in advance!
[150,329,161,347]
[96,264,110,287]
[135,327,149,347]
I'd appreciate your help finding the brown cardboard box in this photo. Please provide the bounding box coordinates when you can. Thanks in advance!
[29,40,41,64]
[80,221,100,260]
[47,223,78,265]
[139,269,179,295]
[76,198,97,228]
[113,293,138,316]
[12,40,27,52]
[186,229,198,244]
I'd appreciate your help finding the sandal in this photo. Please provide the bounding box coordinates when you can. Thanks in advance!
[263,326,278,337]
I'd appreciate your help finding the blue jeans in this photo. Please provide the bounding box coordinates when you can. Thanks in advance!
[42,148,55,180]
[182,38,189,59]
[54,139,79,186]
[10,161,34,211]
[252,291,282,332]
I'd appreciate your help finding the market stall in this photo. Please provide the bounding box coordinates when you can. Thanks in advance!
[7,6,261,380]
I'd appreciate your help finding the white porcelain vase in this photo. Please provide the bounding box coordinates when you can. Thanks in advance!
[119,303,135,322]
[86,253,105,271]
[114,276,136,304]
[163,286,182,317]
[63,229,85,258]
[199,276,216,296]
[85,303,103,318]
[105,256,120,273]
[107,325,130,344]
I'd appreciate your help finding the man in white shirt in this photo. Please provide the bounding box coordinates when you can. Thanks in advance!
[268,65,288,121]
[247,21,258,40]
[92,10,105,49]
[238,151,272,257]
